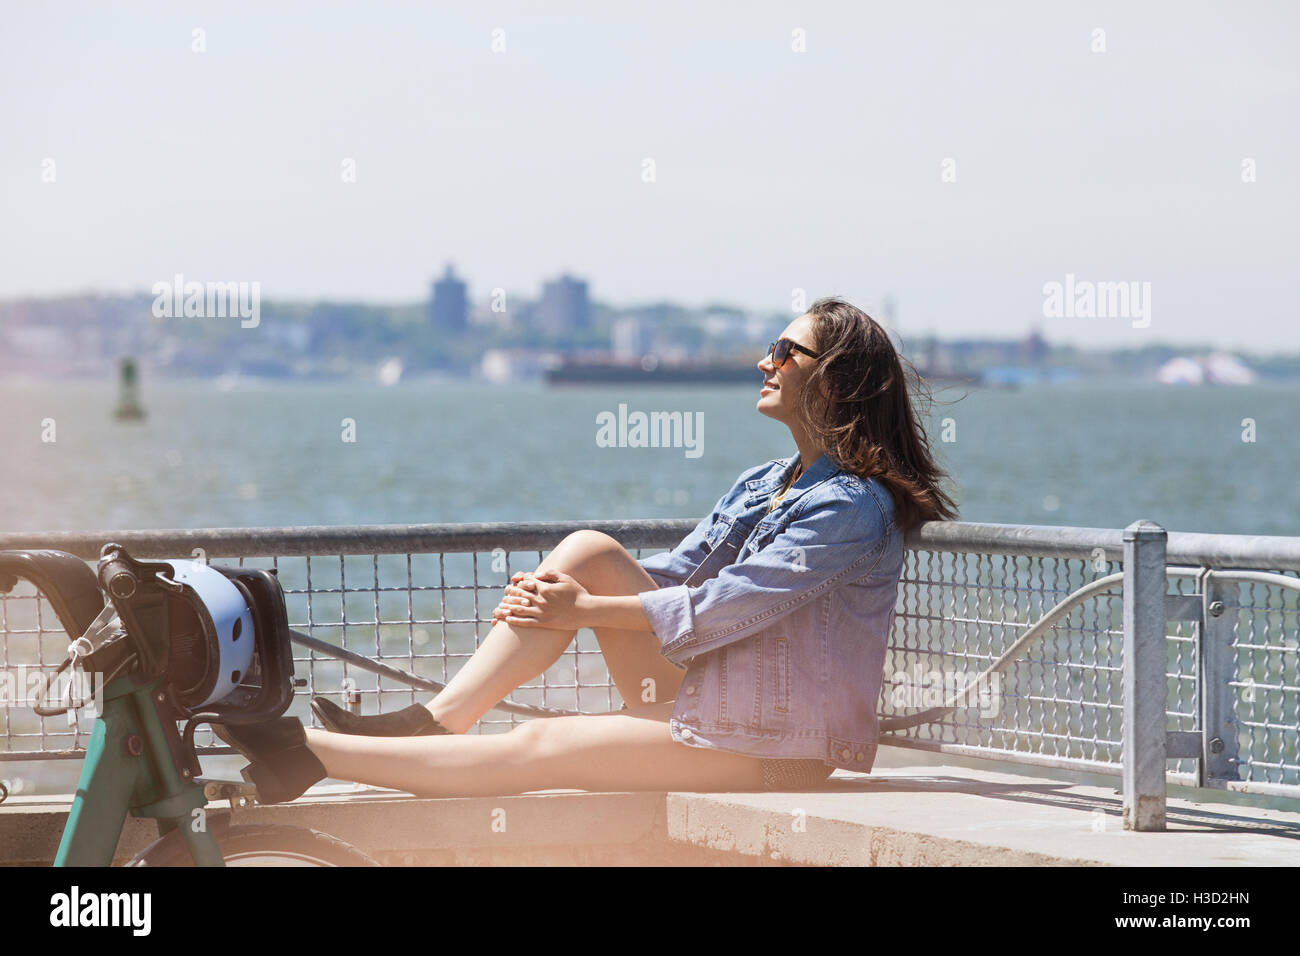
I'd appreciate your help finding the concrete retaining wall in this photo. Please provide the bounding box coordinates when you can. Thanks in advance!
[4,764,1299,866]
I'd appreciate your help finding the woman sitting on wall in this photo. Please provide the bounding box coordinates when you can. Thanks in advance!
[216,297,959,800]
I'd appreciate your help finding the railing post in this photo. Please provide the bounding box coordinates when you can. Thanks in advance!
[1122,519,1168,831]
[1200,572,1241,784]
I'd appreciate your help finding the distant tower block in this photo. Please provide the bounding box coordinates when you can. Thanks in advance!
[1022,325,1049,364]
[536,274,591,335]
[113,358,146,421]
[430,263,469,331]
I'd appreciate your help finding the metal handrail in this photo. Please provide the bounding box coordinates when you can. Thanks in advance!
[880,565,1300,733]
[879,571,1125,732]
[0,519,698,561]
[4,517,1300,569]
[906,521,1300,571]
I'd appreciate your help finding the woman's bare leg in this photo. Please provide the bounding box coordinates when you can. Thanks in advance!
[304,533,764,795]
[425,531,686,732]
[305,701,766,796]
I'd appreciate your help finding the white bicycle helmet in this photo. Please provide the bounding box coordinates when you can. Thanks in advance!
[164,560,255,709]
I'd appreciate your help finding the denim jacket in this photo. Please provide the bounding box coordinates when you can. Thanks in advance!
[636,451,904,773]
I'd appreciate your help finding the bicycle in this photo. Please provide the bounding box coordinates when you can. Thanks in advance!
[0,544,380,866]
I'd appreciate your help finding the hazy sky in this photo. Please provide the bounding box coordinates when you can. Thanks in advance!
[3,1,1297,349]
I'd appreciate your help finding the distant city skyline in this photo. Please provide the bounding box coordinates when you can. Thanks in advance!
[2,2,1297,350]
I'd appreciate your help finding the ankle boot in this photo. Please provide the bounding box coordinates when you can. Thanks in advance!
[310,696,450,736]
[213,716,327,804]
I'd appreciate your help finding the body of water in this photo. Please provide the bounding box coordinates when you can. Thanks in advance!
[1,380,1296,537]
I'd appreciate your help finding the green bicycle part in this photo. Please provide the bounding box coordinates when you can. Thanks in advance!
[54,673,224,867]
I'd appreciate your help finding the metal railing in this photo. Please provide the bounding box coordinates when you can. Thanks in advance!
[1,518,1297,827]
[882,520,1300,828]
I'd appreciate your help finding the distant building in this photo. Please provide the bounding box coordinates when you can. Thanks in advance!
[535,274,590,334]
[920,334,948,374]
[879,296,902,352]
[1156,353,1257,385]
[480,348,561,384]
[879,295,898,327]
[1021,326,1049,363]
[430,264,468,331]
[611,316,653,359]
[1155,356,1205,385]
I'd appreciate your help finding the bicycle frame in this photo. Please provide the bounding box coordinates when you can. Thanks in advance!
[55,671,225,866]
[4,545,377,866]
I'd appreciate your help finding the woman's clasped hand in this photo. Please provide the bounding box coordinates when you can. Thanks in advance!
[492,569,592,630]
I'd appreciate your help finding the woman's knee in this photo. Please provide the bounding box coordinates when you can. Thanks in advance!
[504,716,557,755]
[537,531,632,587]
[545,530,622,567]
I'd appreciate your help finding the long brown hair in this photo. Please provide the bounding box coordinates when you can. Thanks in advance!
[795,297,959,532]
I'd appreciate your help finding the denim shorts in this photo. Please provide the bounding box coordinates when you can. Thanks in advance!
[758,758,835,791]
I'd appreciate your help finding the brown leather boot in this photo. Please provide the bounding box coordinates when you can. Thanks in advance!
[310,696,450,736]
[213,716,327,804]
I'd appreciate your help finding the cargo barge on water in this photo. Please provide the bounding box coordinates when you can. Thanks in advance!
[543,354,983,388]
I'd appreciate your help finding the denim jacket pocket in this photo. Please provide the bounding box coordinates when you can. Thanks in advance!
[743,513,793,557]
[700,513,734,553]
[683,511,761,589]
[756,629,803,731]
[769,633,791,715]
[719,631,797,731]
[718,640,759,728]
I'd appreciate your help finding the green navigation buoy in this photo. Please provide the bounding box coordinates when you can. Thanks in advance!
[113,358,146,421]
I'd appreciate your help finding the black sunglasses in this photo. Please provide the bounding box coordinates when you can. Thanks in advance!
[767,338,821,368]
